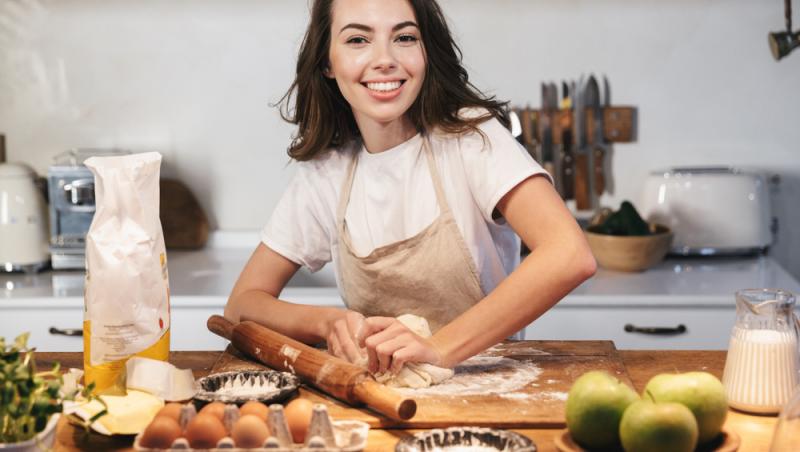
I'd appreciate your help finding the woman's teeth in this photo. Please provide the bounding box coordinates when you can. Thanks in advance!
[366,81,402,92]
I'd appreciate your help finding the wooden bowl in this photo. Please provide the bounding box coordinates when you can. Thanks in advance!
[585,224,673,272]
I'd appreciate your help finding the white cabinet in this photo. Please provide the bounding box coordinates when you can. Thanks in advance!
[169,304,229,351]
[0,290,345,352]
[525,305,737,350]
[0,304,85,352]
[0,301,230,352]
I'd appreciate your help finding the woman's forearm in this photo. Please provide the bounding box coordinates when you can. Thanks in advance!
[224,290,345,345]
[431,239,596,368]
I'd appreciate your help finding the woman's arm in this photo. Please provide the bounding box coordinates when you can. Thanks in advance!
[361,174,596,372]
[432,174,596,367]
[224,243,350,345]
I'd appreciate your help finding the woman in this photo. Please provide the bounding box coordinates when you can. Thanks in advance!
[224,0,596,376]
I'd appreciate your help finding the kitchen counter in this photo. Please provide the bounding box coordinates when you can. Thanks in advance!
[3,232,799,307]
[38,349,777,452]
[3,232,800,351]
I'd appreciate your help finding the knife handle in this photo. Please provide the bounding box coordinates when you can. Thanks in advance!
[593,146,605,195]
[574,153,591,210]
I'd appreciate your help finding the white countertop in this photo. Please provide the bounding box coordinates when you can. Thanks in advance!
[2,232,800,309]
[4,232,800,351]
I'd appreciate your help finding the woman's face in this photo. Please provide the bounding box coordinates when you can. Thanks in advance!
[327,0,426,133]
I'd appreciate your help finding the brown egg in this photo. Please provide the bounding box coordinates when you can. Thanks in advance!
[284,398,314,444]
[199,401,226,420]
[184,413,227,449]
[156,402,184,422]
[239,401,269,421]
[139,415,183,449]
[231,414,270,448]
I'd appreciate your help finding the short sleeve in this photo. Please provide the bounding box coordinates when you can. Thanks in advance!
[458,117,552,225]
[260,162,336,272]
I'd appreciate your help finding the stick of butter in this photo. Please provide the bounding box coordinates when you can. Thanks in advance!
[68,389,164,435]
[126,357,197,401]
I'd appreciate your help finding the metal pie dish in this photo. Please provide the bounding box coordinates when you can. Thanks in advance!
[395,426,537,452]
[193,370,300,406]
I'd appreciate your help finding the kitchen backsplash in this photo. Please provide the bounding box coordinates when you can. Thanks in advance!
[1,0,799,279]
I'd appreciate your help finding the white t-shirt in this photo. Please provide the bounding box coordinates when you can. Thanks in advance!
[261,115,549,296]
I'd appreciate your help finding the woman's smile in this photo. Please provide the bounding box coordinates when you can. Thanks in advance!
[364,80,405,92]
[363,80,406,100]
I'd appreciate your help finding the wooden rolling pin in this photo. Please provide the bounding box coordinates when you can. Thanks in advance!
[207,315,417,421]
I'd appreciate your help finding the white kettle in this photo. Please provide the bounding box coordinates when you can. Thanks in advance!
[0,162,50,272]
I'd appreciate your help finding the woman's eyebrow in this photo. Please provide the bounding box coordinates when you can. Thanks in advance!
[338,21,419,35]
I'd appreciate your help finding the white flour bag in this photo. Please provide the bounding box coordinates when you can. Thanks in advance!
[83,152,170,395]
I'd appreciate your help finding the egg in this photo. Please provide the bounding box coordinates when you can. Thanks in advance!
[139,415,182,449]
[239,400,269,421]
[156,402,183,422]
[231,414,270,448]
[284,398,314,444]
[198,401,226,420]
[184,413,227,449]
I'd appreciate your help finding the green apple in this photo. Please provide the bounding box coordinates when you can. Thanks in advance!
[619,399,699,452]
[643,371,728,444]
[565,370,639,449]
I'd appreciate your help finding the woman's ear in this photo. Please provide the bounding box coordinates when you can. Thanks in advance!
[322,66,334,79]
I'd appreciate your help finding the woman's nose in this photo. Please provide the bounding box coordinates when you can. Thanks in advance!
[371,41,397,71]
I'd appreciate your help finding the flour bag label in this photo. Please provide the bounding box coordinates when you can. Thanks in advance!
[83,152,170,395]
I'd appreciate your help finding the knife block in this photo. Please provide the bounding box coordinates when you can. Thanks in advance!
[513,105,638,210]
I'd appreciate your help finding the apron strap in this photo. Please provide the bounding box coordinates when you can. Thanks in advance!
[421,137,452,215]
[336,149,359,232]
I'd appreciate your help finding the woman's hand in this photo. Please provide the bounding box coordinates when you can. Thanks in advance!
[359,317,443,374]
[326,310,367,364]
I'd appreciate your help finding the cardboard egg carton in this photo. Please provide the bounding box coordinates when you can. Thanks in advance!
[134,402,369,452]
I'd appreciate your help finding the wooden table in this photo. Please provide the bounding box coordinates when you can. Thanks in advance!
[38,350,777,452]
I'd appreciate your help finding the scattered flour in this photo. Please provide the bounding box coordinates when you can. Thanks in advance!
[484,344,551,356]
[394,355,542,397]
[498,390,567,402]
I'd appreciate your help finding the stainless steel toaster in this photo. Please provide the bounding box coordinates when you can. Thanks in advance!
[638,166,773,256]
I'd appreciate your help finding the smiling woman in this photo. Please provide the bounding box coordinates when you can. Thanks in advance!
[324,1,425,150]
[224,0,596,381]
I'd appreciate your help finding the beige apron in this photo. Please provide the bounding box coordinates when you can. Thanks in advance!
[336,138,485,332]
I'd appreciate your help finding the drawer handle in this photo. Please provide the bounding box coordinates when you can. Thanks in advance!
[49,327,83,337]
[624,324,687,335]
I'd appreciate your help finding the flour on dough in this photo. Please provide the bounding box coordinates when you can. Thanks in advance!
[373,314,454,389]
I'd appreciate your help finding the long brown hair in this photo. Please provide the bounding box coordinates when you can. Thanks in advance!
[279,0,510,161]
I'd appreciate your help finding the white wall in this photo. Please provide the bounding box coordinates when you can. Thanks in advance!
[1,0,799,279]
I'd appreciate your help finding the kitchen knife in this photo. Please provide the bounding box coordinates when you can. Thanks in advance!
[584,75,605,197]
[552,82,572,199]
[207,315,417,421]
[573,76,591,210]
[540,83,558,193]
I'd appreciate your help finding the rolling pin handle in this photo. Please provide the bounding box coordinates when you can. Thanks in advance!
[207,314,236,340]
[353,379,417,420]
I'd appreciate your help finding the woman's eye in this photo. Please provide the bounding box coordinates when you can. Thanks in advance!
[396,34,418,44]
[346,36,368,45]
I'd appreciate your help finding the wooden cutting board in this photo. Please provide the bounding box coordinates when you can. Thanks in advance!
[211,340,632,429]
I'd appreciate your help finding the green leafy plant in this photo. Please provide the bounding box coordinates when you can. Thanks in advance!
[589,200,652,236]
[0,333,106,444]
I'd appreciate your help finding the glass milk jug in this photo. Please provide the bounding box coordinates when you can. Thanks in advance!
[722,289,800,414]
